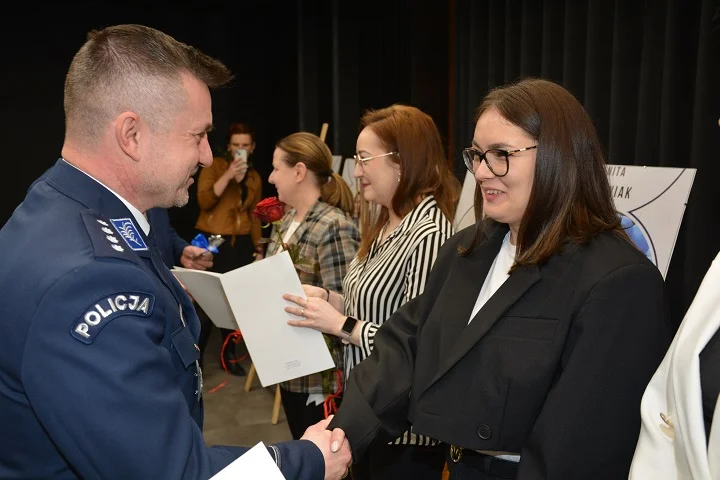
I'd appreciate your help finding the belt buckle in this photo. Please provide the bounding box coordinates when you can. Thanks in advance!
[450,445,463,463]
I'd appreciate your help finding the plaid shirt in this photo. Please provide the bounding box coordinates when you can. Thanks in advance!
[266,200,359,394]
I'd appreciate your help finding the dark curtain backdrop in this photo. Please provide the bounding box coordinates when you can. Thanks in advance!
[1,2,450,243]
[452,0,720,326]
[1,5,302,242]
[296,0,451,158]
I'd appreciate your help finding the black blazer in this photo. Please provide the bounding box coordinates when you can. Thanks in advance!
[331,223,672,479]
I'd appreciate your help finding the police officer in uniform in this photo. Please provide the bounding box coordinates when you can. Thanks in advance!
[0,24,350,480]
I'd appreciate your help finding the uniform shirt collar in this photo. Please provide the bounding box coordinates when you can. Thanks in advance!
[62,159,151,235]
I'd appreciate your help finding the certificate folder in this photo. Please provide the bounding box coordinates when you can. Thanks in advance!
[172,251,335,386]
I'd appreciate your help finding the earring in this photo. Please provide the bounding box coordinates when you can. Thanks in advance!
[397,172,401,183]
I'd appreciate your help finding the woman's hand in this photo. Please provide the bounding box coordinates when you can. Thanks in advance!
[283,293,347,337]
[303,284,328,299]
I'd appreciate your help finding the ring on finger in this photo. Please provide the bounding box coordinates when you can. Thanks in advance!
[300,309,305,317]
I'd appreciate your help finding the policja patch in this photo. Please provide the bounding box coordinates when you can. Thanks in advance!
[71,292,155,344]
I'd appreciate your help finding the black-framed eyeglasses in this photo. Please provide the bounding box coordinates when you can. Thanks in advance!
[352,151,399,170]
[462,145,537,177]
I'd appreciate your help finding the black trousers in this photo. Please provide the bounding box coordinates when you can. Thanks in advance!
[195,232,253,365]
[279,388,341,440]
[352,441,446,480]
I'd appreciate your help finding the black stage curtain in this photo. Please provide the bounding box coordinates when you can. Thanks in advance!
[452,0,720,327]
[296,0,451,158]
[1,5,301,242]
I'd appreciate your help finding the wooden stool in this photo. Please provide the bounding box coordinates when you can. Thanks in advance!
[244,362,283,425]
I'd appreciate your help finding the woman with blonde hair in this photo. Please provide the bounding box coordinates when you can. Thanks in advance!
[266,132,360,440]
[284,105,461,478]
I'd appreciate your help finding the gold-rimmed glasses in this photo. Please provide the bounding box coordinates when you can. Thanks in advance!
[352,151,399,171]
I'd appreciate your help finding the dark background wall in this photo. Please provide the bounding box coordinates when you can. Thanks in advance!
[2,1,718,327]
[1,4,303,242]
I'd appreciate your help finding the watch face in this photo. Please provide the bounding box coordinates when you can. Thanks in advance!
[342,316,358,335]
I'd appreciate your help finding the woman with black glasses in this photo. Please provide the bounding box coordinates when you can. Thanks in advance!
[323,78,673,479]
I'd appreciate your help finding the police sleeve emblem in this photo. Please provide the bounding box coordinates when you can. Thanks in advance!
[71,292,155,344]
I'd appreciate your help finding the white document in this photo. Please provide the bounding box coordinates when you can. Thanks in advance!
[209,442,285,479]
[171,268,238,330]
[171,251,335,386]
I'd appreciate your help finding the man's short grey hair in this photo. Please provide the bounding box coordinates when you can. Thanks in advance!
[64,24,232,147]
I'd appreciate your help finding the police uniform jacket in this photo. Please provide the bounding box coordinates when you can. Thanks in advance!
[0,159,323,480]
[329,222,672,479]
[147,207,190,269]
[630,252,720,479]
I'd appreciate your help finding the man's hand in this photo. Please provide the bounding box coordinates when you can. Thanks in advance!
[180,246,213,270]
[301,416,351,480]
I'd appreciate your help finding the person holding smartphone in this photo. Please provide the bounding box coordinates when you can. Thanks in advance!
[194,122,262,375]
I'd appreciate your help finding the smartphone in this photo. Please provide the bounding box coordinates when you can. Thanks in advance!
[233,148,252,169]
[234,149,248,163]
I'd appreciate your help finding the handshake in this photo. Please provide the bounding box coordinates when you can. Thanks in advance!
[300,416,352,480]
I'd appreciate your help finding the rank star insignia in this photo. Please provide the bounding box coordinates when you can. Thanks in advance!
[101,227,114,235]
[96,219,109,226]
[112,244,124,252]
[106,236,119,243]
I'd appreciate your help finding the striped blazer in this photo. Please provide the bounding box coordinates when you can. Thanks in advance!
[342,195,453,445]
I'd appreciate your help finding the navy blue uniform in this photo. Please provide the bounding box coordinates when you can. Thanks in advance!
[148,207,190,269]
[0,159,324,479]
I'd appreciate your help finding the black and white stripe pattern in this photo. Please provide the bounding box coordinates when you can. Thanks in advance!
[342,195,453,446]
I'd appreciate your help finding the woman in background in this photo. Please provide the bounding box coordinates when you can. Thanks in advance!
[195,122,262,375]
[266,132,360,440]
[284,105,460,479]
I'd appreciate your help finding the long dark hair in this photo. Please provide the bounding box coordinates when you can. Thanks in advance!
[461,78,628,267]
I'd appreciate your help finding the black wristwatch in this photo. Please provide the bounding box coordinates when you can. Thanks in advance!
[341,316,359,336]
